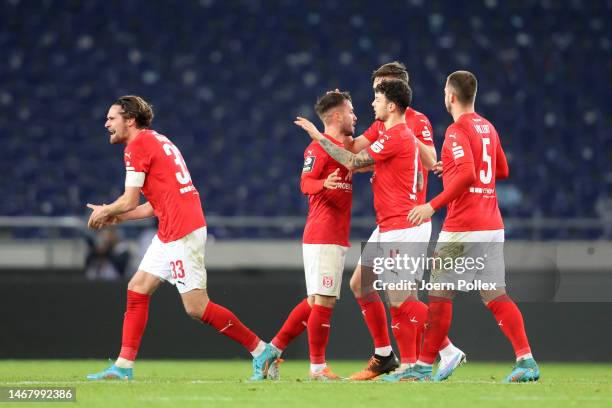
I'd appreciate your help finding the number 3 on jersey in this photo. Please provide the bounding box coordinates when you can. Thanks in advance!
[480,137,492,184]
[163,143,192,185]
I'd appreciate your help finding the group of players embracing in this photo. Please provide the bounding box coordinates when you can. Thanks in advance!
[85,62,539,384]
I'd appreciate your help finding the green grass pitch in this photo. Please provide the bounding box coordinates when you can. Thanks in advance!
[0,360,611,407]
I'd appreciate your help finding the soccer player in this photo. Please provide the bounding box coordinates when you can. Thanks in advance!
[268,91,355,381]
[85,95,278,381]
[405,71,540,382]
[296,79,424,380]
[344,62,465,381]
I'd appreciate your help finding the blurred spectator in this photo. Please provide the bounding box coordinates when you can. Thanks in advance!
[85,228,131,280]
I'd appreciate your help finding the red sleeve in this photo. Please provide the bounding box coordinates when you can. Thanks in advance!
[495,134,509,180]
[125,138,151,173]
[367,133,401,162]
[429,129,476,210]
[300,144,327,195]
[413,118,434,146]
[363,121,383,143]
[429,162,476,210]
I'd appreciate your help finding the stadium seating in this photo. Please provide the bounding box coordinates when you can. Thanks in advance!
[1,0,609,239]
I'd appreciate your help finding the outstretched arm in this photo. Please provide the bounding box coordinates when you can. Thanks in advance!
[318,138,375,170]
[294,117,375,170]
[344,135,372,154]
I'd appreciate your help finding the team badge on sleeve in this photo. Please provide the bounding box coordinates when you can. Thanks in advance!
[302,156,316,173]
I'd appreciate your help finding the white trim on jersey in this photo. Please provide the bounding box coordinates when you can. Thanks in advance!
[125,171,146,187]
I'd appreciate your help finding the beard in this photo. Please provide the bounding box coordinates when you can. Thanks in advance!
[342,124,355,137]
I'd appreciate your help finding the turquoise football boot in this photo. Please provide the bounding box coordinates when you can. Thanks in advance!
[87,362,133,380]
[398,364,433,382]
[380,364,412,382]
[250,343,281,381]
[503,358,540,383]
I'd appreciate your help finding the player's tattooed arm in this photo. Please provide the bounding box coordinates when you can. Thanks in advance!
[318,138,375,170]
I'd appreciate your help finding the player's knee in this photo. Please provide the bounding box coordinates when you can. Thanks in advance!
[314,295,336,308]
[184,302,206,320]
[127,271,158,294]
[127,276,147,293]
[480,288,506,305]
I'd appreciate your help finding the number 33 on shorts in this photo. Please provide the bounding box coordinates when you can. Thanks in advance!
[170,260,185,279]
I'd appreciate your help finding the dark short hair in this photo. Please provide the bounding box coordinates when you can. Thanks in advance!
[374,79,412,112]
[314,91,352,122]
[113,95,154,128]
[447,71,477,104]
[372,61,409,84]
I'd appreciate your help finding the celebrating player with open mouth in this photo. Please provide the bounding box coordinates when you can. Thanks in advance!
[403,71,540,382]
[86,95,278,381]
[266,91,355,381]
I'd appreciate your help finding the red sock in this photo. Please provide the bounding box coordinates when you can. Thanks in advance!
[119,290,151,361]
[271,298,311,350]
[408,301,451,353]
[201,301,260,352]
[357,293,391,348]
[419,297,453,365]
[390,306,417,364]
[487,295,532,358]
[392,300,428,364]
[307,304,333,364]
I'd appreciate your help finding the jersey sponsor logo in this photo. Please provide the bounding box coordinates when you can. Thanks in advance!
[451,141,464,159]
[179,185,196,194]
[448,134,457,139]
[421,126,432,141]
[322,275,334,288]
[335,182,352,191]
[371,139,385,153]
[124,152,131,159]
[469,186,495,195]
[302,156,316,173]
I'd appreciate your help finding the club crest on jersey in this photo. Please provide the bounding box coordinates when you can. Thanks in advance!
[303,156,316,173]
[322,275,333,288]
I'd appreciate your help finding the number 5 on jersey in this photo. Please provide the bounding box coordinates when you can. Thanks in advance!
[480,137,492,184]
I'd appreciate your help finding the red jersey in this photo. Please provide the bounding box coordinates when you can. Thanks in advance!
[366,123,419,232]
[364,108,434,205]
[437,113,505,231]
[404,108,434,205]
[124,129,206,242]
[301,134,352,246]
